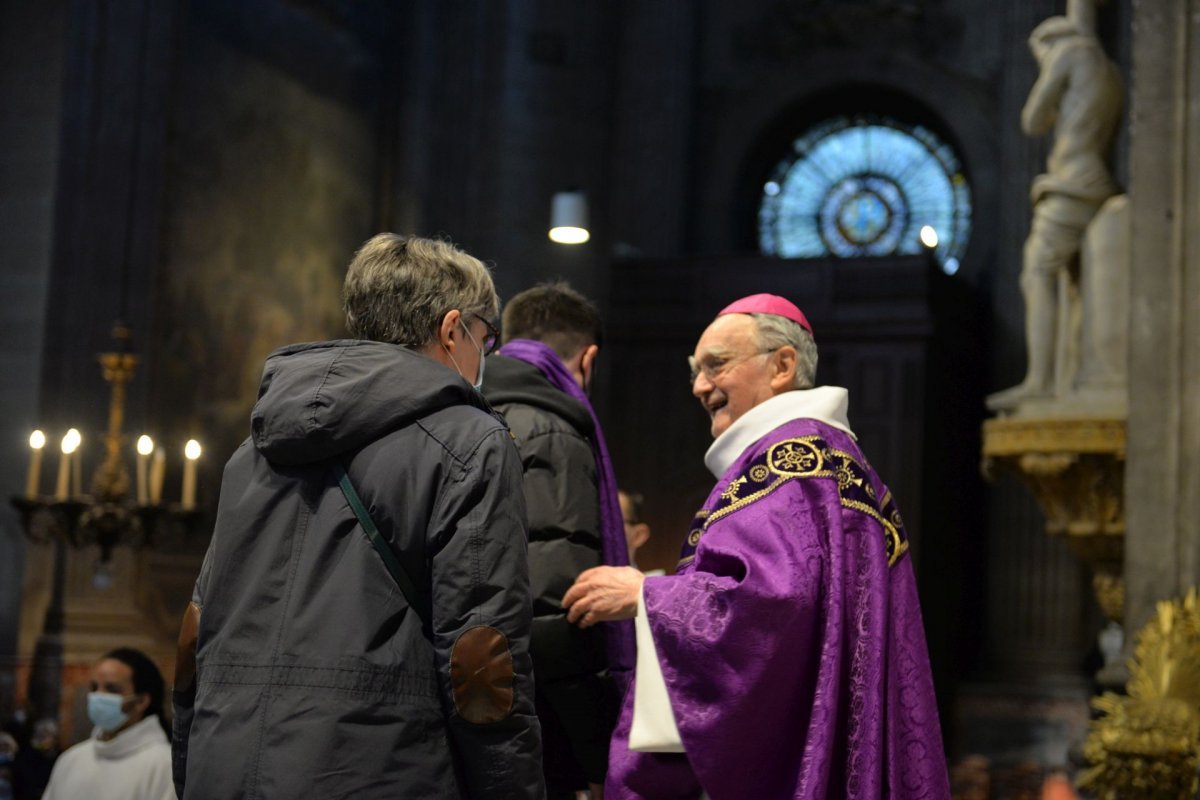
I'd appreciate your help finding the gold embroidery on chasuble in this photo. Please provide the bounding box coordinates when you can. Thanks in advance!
[720,476,748,502]
[677,435,909,568]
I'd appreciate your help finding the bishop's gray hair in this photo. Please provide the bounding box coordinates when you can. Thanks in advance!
[748,312,818,390]
[343,233,499,347]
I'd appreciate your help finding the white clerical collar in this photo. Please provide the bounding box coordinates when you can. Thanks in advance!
[704,386,855,478]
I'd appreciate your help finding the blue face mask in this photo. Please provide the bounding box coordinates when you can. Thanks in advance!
[87,692,131,733]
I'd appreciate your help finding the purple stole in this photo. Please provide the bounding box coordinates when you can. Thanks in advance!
[496,339,636,678]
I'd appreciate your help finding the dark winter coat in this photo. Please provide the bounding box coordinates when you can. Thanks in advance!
[172,340,544,800]
[482,355,616,793]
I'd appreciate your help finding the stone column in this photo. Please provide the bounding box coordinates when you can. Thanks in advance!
[1124,0,1200,635]
[0,0,68,713]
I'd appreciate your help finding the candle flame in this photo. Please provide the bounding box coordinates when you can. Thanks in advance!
[919,225,939,249]
[185,440,202,460]
[30,430,46,449]
[62,428,81,454]
[137,435,154,455]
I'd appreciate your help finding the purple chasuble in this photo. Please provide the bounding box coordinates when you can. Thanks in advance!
[497,339,636,676]
[607,418,950,800]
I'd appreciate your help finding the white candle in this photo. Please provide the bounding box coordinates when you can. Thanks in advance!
[26,430,46,498]
[136,435,154,505]
[55,430,79,501]
[68,429,83,497]
[182,440,202,510]
[149,448,166,505]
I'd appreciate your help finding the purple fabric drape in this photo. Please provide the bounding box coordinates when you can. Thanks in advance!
[497,339,636,676]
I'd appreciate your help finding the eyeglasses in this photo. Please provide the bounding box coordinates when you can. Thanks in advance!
[687,347,779,385]
[467,312,501,356]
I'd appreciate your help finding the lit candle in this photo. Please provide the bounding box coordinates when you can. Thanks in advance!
[26,430,46,498]
[136,435,154,505]
[149,448,166,505]
[182,439,202,510]
[55,430,79,501]
[68,429,82,497]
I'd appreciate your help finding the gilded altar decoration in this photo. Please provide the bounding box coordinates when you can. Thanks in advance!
[1078,589,1200,799]
[981,415,1125,622]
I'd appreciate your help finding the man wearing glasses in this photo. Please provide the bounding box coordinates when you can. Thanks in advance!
[173,234,543,799]
[483,282,635,800]
[563,294,951,799]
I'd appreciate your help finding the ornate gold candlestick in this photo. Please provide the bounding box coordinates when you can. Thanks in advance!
[11,325,201,722]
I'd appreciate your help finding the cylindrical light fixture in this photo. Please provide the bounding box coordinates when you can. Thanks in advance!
[549,191,590,244]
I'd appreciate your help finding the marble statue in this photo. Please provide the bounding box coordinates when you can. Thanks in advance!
[989,10,1124,413]
[1075,193,1129,405]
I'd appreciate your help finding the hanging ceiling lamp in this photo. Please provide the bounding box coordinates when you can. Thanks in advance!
[549,191,590,244]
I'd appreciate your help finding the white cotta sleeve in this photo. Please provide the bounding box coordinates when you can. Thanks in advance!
[629,582,685,752]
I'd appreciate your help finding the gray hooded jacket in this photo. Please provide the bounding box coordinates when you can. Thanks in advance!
[172,340,544,799]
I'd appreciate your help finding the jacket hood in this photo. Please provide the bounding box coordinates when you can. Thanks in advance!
[251,339,487,466]
[482,354,594,436]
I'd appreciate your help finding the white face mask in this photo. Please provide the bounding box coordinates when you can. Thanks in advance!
[444,320,485,392]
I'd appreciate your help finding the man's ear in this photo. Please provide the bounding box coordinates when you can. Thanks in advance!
[573,344,600,391]
[437,309,464,353]
[769,346,798,392]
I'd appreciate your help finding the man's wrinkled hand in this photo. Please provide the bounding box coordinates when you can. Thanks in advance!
[562,566,645,628]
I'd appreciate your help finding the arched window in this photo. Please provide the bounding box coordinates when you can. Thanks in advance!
[758,115,972,274]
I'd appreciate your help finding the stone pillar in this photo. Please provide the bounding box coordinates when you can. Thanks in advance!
[1124,0,1200,635]
[0,0,68,713]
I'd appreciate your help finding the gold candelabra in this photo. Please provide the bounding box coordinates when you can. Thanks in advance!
[10,324,204,722]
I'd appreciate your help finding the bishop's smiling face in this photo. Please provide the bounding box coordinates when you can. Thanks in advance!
[689,315,781,439]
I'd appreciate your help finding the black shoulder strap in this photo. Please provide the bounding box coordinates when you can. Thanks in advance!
[333,463,425,625]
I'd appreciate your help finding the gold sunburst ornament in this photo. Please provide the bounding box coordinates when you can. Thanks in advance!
[1078,588,1200,799]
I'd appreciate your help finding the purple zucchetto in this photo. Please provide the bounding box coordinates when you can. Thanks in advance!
[717,293,814,337]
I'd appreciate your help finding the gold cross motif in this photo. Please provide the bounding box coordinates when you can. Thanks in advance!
[720,476,747,502]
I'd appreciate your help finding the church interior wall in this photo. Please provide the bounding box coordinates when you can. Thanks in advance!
[148,0,386,479]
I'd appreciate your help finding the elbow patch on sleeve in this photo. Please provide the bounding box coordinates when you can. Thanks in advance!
[175,601,201,692]
[450,625,515,724]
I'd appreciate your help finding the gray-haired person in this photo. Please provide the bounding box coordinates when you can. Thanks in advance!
[172,234,545,799]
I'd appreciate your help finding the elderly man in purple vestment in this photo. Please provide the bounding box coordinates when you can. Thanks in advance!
[562,294,952,800]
